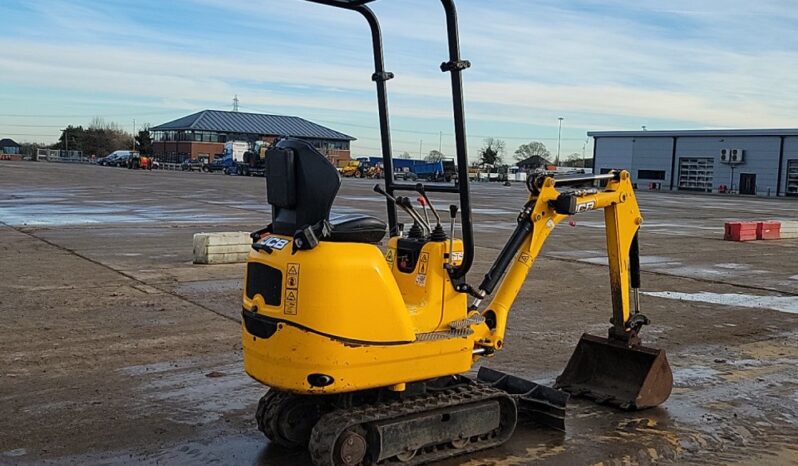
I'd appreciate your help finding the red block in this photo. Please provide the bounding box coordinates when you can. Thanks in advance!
[756,221,781,240]
[724,222,758,241]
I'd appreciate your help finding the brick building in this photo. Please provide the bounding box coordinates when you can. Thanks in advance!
[151,110,354,164]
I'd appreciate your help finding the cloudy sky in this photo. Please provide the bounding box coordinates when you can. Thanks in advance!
[1,0,796,160]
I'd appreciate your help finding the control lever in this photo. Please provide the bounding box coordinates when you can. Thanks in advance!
[374,184,417,221]
[417,196,430,226]
[415,183,441,225]
[447,204,458,266]
[397,196,431,234]
[374,185,425,237]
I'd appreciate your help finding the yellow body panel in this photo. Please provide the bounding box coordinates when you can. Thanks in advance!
[242,235,476,393]
[244,237,415,343]
[384,238,465,333]
[243,323,472,394]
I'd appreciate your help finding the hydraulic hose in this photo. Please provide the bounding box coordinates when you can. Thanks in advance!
[477,206,534,297]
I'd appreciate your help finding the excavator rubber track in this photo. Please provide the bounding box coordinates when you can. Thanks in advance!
[308,383,517,466]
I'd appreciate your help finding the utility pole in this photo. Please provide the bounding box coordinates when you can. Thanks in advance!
[233,95,240,112]
[133,119,136,151]
[439,131,442,153]
[419,139,423,159]
[556,117,564,166]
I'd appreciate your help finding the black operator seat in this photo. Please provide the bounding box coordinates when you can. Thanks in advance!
[265,138,386,244]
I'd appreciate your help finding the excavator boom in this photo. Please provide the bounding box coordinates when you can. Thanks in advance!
[472,170,672,409]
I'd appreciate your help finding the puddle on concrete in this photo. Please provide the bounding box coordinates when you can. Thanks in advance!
[478,223,516,231]
[672,366,722,387]
[120,358,263,425]
[3,448,27,458]
[714,263,749,270]
[337,196,383,202]
[472,208,515,215]
[330,206,365,214]
[0,204,251,227]
[644,291,798,314]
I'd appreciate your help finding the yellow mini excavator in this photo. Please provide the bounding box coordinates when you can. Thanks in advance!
[240,1,673,464]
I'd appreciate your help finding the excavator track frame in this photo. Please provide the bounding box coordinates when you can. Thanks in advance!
[308,383,517,466]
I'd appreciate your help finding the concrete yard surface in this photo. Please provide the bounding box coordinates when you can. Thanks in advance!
[1,161,798,465]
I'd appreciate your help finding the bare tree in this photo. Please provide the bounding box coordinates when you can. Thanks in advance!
[425,149,444,162]
[478,138,505,166]
[514,141,551,162]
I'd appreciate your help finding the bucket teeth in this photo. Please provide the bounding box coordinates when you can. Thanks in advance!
[449,313,486,329]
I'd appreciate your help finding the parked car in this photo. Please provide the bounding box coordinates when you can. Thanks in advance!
[181,159,204,172]
[394,170,418,181]
[97,154,120,166]
[113,152,133,167]
[99,150,137,167]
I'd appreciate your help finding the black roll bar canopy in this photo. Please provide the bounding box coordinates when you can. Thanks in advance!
[305,0,475,279]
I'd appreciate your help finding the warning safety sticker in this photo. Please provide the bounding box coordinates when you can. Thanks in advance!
[285,263,300,314]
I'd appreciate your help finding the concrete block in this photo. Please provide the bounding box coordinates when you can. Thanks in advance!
[203,252,251,264]
[193,232,251,264]
[776,220,798,239]
[197,231,251,246]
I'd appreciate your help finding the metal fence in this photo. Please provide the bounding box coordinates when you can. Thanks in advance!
[36,149,89,163]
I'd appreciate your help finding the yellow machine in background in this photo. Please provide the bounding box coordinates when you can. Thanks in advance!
[338,160,361,177]
[240,1,673,465]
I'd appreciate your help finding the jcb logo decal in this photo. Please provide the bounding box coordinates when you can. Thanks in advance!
[261,236,290,250]
[575,201,595,213]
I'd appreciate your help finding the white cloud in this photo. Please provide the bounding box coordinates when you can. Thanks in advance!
[1,0,797,154]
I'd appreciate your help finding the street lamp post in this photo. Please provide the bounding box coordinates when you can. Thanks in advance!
[556,117,564,166]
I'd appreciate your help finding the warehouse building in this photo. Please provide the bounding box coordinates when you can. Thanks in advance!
[151,110,354,164]
[589,129,798,197]
[0,138,21,155]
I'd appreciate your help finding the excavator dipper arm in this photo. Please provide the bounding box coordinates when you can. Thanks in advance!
[475,170,642,348]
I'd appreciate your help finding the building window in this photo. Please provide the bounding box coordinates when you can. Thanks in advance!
[638,170,665,180]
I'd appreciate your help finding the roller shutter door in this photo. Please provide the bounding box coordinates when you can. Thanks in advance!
[678,158,714,193]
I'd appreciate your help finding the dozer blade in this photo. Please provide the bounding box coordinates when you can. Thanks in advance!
[554,333,673,410]
[477,367,569,431]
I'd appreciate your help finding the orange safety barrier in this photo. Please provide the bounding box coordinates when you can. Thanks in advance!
[724,222,758,242]
[756,221,781,240]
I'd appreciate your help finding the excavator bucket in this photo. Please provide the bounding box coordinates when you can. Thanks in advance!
[477,367,569,431]
[554,333,673,410]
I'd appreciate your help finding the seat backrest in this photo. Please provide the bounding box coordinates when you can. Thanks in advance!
[266,138,341,235]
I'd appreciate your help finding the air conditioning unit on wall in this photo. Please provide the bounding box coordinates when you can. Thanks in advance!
[720,148,730,163]
[730,148,744,163]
